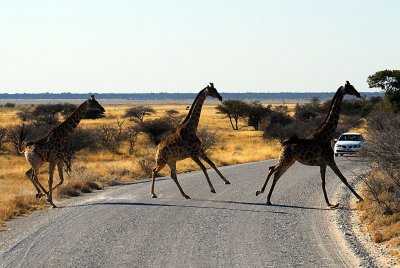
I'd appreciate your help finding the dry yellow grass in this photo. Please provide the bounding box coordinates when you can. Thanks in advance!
[356,170,400,259]
[0,155,45,224]
[348,118,369,139]
[0,107,19,127]
[0,102,284,224]
[353,120,400,260]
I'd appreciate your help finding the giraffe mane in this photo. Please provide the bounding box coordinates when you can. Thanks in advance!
[178,87,207,128]
[55,100,87,129]
[312,86,343,134]
[26,100,88,144]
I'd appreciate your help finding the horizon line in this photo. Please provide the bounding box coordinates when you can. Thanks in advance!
[0,91,382,95]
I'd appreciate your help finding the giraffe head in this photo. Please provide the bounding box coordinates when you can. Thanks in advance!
[87,95,106,112]
[343,81,361,98]
[205,83,223,101]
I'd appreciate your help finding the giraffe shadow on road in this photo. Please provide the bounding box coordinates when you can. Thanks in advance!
[82,201,288,215]
[191,199,334,211]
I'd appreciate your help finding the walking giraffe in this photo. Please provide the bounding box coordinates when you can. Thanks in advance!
[151,83,230,199]
[256,81,363,208]
[20,96,105,208]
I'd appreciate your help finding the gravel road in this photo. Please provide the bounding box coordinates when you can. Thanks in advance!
[0,159,366,267]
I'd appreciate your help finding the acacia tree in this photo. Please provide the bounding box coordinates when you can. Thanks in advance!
[246,101,271,130]
[216,100,248,130]
[368,69,400,112]
[28,104,61,126]
[16,108,31,122]
[124,106,156,122]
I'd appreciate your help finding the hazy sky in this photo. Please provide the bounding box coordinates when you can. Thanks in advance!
[0,0,399,93]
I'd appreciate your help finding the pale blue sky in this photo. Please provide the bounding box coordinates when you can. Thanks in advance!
[0,0,399,93]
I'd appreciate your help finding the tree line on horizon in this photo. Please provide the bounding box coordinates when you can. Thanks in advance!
[0,91,384,101]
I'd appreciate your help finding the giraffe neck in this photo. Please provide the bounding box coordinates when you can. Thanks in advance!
[179,88,207,133]
[313,87,344,140]
[51,100,89,139]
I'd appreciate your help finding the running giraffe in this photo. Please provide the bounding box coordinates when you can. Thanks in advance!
[21,95,105,208]
[256,81,363,208]
[151,83,230,199]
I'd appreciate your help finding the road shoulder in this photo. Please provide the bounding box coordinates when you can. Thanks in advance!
[334,176,399,267]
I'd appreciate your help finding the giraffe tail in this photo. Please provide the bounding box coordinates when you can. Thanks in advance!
[281,135,299,146]
[281,135,311,146]
[17,122,31,154]
[17,141,27,154]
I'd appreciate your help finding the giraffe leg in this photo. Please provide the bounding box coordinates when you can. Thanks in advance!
[151,163,165,198]
[47,162,57,208]
[25,168,44,198]
[51,160,64,191]
[266,160,294,205]
[168,162,190,199]
[320,165,338,208]
[191,156,216,193]
[31,167,49,198]
[256,165,276,196]
[199,152,230,185]
[328,161,363,202]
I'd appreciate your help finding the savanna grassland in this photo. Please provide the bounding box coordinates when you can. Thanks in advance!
[3,97,398,263]
[0,102,287,225]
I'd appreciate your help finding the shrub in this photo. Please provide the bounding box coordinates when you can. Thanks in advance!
[5,123,48,154]
[263,116,324,141]
[197,129,224,153]
[263,111,295,140]
[63,128,99,173]
[0,127,7,151]
[134,116,176,145]
[361,109,400,215]
[135,149,156,178]
[4,103,15,108]
[96,120,126,152]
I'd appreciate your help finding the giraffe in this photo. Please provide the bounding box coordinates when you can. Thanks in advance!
[256,81,364,208]
[151,83,230,199]
[20,95,105,208]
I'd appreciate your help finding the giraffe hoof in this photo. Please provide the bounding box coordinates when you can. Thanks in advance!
[266,201,272,205]
[328,203,339,208]
[256,191,262,196]
[151,194,157,198]
[211,189,216,193]
[184,195,191,199]
[225,181,231,185]
[47,199,57,208]
[35,193,45,199]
